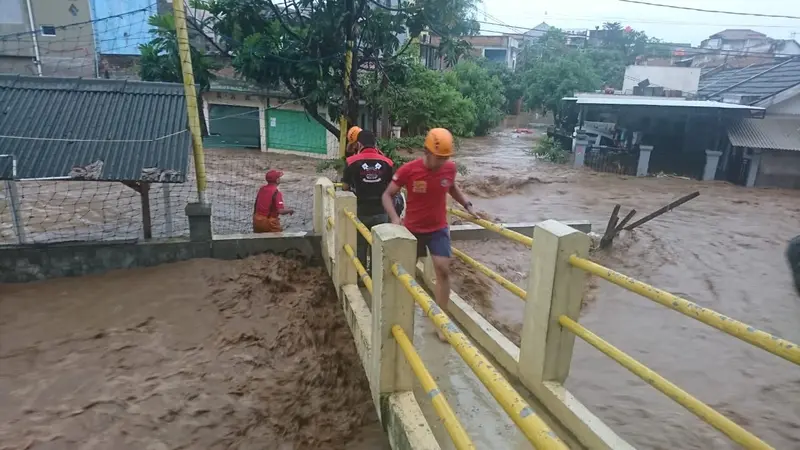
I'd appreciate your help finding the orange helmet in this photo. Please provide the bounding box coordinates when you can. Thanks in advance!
[347,126,362,144]
[424,128,454,157]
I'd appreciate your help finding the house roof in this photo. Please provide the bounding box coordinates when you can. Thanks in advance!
[0,75,190,182]
[728,116,800,152]
[697,58,800,102]
[573,95,764,110]
[709,29,767,41]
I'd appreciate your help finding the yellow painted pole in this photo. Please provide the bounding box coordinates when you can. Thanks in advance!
[334,182,344,188]
[391,263,568,450]
[343,243,373,294]
[344,209,373,245]
[559,316,774,449]
[172,1,207,203]
[451,246,527,300]
[338,41,354,158]
[568,255,800,366]
[447,208,533,247]
[391,325,476,450]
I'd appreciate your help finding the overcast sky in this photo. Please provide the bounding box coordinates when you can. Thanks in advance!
[481,0,800,46]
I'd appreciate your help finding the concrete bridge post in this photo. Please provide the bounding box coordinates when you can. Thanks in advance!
[334,190,358,296]
[313,177,331,235]
[369,224,418,420]
[314,178,335,274]
[517,221,605,447]
[519,220,590,384]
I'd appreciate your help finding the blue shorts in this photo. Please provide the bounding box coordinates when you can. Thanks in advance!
[413,227,452,259]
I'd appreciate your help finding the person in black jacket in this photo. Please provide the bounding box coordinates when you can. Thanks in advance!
[342,130,395,275]
[787,236,800,295]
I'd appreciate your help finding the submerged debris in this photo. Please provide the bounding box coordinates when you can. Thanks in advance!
[69,160,104,180]
[141,167,182,182]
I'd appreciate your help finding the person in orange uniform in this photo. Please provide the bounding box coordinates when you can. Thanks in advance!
[381,128,476,341]
[253,169,294,233]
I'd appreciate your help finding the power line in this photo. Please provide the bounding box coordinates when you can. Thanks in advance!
[618,0,800,20]
[476,13,800,30]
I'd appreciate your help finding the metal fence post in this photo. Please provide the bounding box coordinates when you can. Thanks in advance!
[369,224,417,419]
[163,183,173,237]
[519,220,590,386]
[4,181,25,244]
[334,190,357,295]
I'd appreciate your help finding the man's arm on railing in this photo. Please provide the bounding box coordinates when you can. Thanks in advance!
[449,184,476,216]
[383,181,402,225]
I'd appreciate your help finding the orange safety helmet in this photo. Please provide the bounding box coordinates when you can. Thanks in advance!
[347,126,362,144]
[424,128,454,157]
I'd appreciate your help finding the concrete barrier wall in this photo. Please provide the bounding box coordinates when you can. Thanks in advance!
[0,233,320,284]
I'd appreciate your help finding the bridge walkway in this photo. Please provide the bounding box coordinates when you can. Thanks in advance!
[317,178,796,450]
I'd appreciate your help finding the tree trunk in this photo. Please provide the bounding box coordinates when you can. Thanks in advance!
[380,72,390,138]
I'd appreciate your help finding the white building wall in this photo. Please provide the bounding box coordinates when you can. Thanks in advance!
[767,95,800,116]
[622,66,702,94]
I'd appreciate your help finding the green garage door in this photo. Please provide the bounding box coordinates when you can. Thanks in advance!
[268,109,327,154]
[204,104,261,148]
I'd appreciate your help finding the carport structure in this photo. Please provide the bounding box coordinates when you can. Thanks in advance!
[563,95,765,179]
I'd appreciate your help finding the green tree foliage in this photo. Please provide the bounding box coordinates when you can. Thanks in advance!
[445,60,505,135]
[479,59,523,113]
[523,52,600,123]
[139,13,220,135]
[518,23,664,120]
[138,13,219,90]
[381,64,477,136]
[190,0,479,137]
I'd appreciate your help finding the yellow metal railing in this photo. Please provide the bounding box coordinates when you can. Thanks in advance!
[344,209,374,245]
[569,255,800,366]
[392,325,476,450]
[447,208,533,247]
[336,209,474,449]
[451,246,527,300]
[392,262,568,450]
[343,243,373,293]
[559,316,774,449]
[333,182,343,189]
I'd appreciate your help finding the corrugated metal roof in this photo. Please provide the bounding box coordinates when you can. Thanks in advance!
[698,59,800,102]
[0,75,190,182]
[574,95,765,112]
[728,116,800,152]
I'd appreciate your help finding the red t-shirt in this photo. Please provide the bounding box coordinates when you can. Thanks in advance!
[254,184,284,218]
[392,158,456,234]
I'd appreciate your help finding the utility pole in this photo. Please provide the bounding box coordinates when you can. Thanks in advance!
[339,0,356,157]
[173,0,208,203]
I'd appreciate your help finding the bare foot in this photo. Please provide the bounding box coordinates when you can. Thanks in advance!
[436,329,448,342]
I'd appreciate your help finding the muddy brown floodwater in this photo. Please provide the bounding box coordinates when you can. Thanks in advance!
[0,254,388,450]
[452,130,800,449]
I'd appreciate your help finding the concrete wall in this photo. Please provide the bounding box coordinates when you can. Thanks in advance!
[622,66,701,94]
[0,233,321,283]
[756,150,800,189]
[0,0,95,76]
[767,95,800,115]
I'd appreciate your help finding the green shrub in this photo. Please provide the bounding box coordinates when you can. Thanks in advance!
[530,137,570,164]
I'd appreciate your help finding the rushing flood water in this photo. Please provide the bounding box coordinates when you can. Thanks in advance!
[451,130,800,449]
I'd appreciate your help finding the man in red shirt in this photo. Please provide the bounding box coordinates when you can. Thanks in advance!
[253,169,294,233]
[381,128,476,341]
